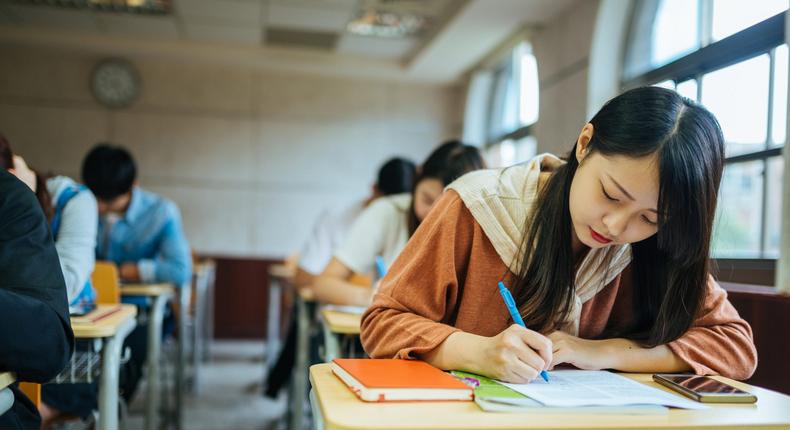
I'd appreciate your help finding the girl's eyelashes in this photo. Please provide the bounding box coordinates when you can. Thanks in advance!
[601,183,618,202]
[641,215,658,226]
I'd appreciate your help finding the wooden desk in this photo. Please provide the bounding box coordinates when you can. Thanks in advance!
[121,283,174,296]
[71,305,137,430]
[71,304,138,338]
[290,286,319,430]
[267,265,294,370]
[121,283,176,430]
[321,310,362,335]
[320,308,363,363]
[309,363,790,430]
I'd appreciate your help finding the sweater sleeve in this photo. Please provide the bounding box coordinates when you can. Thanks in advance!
[666,276,758,380]
[360,191,474,359]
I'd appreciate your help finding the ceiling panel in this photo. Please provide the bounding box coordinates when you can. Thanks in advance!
[175,0,263,27]
[183,23,262,45]
[97,13,180,40]
[267,1,354,33]
[4,5,98,31]
[337,34,416,59]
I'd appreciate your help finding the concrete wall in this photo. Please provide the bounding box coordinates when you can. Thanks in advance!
[0,45,463,258]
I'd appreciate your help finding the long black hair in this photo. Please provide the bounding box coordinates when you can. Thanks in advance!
[512,86,725,347]
[407,140,485,235]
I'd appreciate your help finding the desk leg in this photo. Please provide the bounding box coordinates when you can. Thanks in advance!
[144,294,169,430]
[97,318,137,430]
[290,297,311,430]
[308,388,323,430]
[321,321,341,363]
[266,278,282,368]
[0,387,14,416]
[174,285,190,430]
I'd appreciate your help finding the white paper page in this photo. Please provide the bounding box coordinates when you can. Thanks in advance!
[501,370,707,410]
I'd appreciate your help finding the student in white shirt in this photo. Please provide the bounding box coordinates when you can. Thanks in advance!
[314,140,485,306]
[264,157,417,399]
[294,157,417,288]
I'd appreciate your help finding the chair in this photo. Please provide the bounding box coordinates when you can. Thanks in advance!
[91,261,121,305]
[18,382,40,408]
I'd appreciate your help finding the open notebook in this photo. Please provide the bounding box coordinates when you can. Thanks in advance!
[331,359,473,402]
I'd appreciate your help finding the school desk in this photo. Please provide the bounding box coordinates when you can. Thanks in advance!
[290,287,318,430]
[189,261,216,393]
[71,304,137,430]
[121,283,177,430]
[267,263,295,369]
[0,372,15,416]
[319,309,362,362]
[308,363,790,430]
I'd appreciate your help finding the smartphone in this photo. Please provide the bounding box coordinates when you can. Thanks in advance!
[653,374,757,403]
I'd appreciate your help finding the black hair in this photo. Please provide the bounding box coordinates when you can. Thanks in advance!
[376,157,417,196]
[407,140,486,235]
[512,86,725,347]
[81,143,137,201]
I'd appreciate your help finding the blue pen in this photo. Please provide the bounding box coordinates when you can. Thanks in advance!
[497,281,550,382]
[374,256,387,279]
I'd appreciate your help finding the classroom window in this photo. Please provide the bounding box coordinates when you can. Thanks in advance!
[624,1,788,261]
[482,41,539,167]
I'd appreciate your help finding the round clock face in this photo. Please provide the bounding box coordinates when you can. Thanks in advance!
[91,60,140,108]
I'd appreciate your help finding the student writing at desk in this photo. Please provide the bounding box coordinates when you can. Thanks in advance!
[81,144,192,402]
[0,170,74,429]
[361,87,757,384]
[314,141,486,307]
[0,137,100,426]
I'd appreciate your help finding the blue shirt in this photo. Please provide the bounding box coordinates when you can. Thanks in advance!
[97,187,192,294]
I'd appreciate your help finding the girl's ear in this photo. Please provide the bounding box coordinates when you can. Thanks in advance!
[575,123,594,163]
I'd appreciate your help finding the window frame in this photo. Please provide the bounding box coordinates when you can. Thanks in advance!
[622,2,786,268]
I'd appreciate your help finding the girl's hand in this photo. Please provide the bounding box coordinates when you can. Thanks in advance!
[548,331,612,370]
[479,324,553,383]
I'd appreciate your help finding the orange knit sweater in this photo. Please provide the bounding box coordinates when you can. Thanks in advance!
[361,190,758,380]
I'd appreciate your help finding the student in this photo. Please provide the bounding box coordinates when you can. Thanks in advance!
[0,136,98,313]
[294,157,417,288]
[315,141,485,307]
[0,137,99,425]
[361,87,758,382]
[264,157,417,399]
[0,169,74,430]
[81,143,191,401]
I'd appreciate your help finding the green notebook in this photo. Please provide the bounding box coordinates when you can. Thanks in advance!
[451,371,667,414]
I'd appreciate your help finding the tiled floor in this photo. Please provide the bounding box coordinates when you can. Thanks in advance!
[124,340,288,430]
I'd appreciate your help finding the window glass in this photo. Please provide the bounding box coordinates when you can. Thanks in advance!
[712,0,788,41]
[519,51,540,126]
[701,55,770,156]
[651,0,700,67]
[764,156,784,258]
[676,79,698,101]
[712,161,764,257]
[772,44,788,146]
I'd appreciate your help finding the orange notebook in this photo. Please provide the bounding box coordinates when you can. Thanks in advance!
[330,358,473,402]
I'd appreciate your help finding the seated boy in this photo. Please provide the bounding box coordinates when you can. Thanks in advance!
[81,143,191,401]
